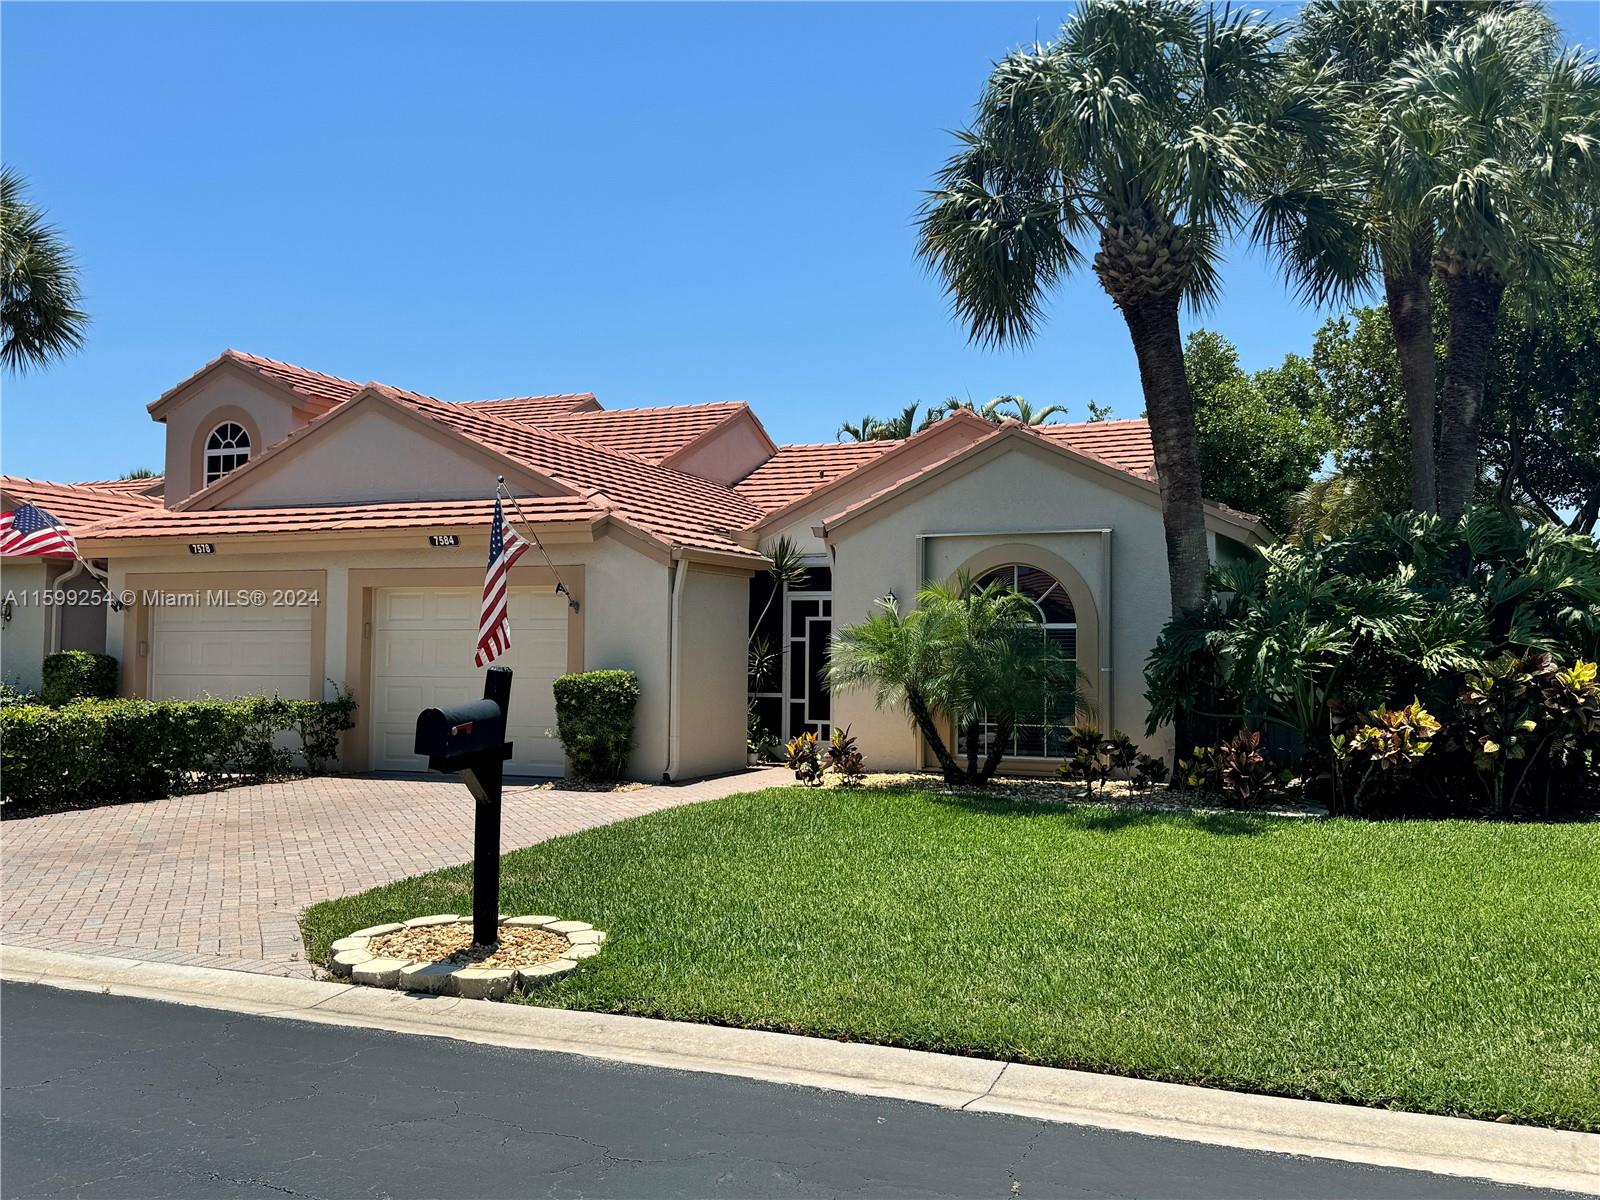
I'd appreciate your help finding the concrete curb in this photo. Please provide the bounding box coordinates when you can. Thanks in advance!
[4,944,1595,1195]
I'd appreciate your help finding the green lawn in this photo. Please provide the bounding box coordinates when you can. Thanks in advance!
[301,787,1600,1130]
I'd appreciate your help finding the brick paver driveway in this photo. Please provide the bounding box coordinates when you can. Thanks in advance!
[1,769,787,977]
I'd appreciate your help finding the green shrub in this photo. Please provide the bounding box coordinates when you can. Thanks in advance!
[0,688,360,811]
[552,670,639,781]
[1146,509,1600,815]
[40,651,118,705]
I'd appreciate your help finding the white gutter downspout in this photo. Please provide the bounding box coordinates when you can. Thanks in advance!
[664,551,688,782]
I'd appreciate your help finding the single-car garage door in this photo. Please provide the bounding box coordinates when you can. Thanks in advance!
[370,587,567,776]
[150,599,313,700]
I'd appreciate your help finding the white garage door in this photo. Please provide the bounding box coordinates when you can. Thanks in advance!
[150,600,313,700]
[370,587,567,776]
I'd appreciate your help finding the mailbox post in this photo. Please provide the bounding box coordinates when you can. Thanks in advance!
[414,667,513,945]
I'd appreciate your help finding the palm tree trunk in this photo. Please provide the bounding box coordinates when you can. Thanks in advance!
[1437,268,1506,522]
[979,716,1013,783]
[964,720,981,784]
[1382,237,1437,514]
[1118,297,1211,613]
[907,690,965,784]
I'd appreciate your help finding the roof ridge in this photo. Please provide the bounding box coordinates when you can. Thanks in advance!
[769,439,904,451]
[387,388,765,523]
[225,349,365,389]
[459,392,598,405]
[549,400,750,418]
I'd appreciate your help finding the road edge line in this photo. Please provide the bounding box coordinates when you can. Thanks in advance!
[4,944,1595,1195]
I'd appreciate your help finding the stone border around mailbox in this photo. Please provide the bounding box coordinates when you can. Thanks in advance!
[329,914,606,1000]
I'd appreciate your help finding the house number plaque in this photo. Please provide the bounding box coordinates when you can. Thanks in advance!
[429,535,461,547]
[188,543,215,555]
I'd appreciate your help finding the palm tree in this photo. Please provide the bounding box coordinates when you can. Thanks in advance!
[1385,10,1600,521]
[1287,1,1483,515]
[828,575,1074,786]
[983,395,1068,425]
[837,416,881,442]
[0,167,89,373]
[871,402,924,441]
[919,1,1331,614]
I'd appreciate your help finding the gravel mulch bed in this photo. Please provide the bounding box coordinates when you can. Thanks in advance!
[514,779,650,794]
[824,772,1327,817]
[368,922,570,970]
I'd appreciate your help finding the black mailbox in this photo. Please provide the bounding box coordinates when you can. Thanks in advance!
[414,697,512,772]
[413,666,514,945]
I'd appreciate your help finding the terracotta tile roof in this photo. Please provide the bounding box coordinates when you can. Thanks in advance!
[377,388,767,557]
[1035,419,1157,479]
[733,441,902,512]
[74,476,164,495]
[457,394,600,423]
[534,402,752,464]
[80,496,605,540]
[815,422,1261,533]
[2,476,162,536]
[225,350,365,409]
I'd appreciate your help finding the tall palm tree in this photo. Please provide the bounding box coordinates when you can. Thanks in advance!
[1287,1,1483,515]
[920,1,1334,614]
[1385,10,1600,521]
[0,167,89,374]
[983,394,1068,425]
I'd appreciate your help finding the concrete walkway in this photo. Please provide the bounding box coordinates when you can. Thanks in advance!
[1,768,788,976]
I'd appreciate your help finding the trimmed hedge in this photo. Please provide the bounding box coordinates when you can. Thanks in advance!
[41,651,118,706]
[0,688,357,812]
[552,670,640,781]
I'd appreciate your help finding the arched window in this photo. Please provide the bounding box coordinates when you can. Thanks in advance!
[204,422,251,485]
[975,564,1078,759]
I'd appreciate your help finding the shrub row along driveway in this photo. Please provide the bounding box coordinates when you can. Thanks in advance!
[2,770,786,976]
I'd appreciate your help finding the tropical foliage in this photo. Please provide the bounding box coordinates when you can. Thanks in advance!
[828,574,1076,786]
[0,166,89,374]
[1145,509,1600,814]
[919,0,1347,615]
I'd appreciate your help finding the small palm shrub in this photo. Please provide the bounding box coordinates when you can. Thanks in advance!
[829,574,1075,787]
[1146,510,1600,814]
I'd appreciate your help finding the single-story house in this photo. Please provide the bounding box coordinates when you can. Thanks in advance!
[1,350,1265,778]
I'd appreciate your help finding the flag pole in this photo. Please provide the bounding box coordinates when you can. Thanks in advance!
[495,477,579,612]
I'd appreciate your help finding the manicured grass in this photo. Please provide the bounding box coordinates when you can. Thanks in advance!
[301,788,1600,1130]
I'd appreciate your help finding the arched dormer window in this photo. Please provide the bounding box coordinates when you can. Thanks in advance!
[204,422,251,485]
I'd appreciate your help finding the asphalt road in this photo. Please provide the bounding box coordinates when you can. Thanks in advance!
[0,982,1561,1200]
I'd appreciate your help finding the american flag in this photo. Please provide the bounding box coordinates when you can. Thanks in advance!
[0,503,79,560]
[475,497,530,667]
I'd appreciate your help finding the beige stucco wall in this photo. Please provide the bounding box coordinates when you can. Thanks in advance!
[216,401,562,508]
[825,438,1178,770]
[100,529,747,781]
[671,564,751,779]
[668,413,773,487]
[160,369,299,503]
[0,559,51,694]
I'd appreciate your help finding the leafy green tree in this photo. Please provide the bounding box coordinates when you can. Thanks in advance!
[1183,331,1335,530]
[919,0,1333,615]
[1482,254,1600,533]
[1385,10,1600,520]
[0,167,89,374]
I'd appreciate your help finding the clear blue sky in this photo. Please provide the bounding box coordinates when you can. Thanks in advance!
[3,1,1595,482]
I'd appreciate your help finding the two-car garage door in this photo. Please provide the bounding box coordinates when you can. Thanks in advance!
[369,588,567,777]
